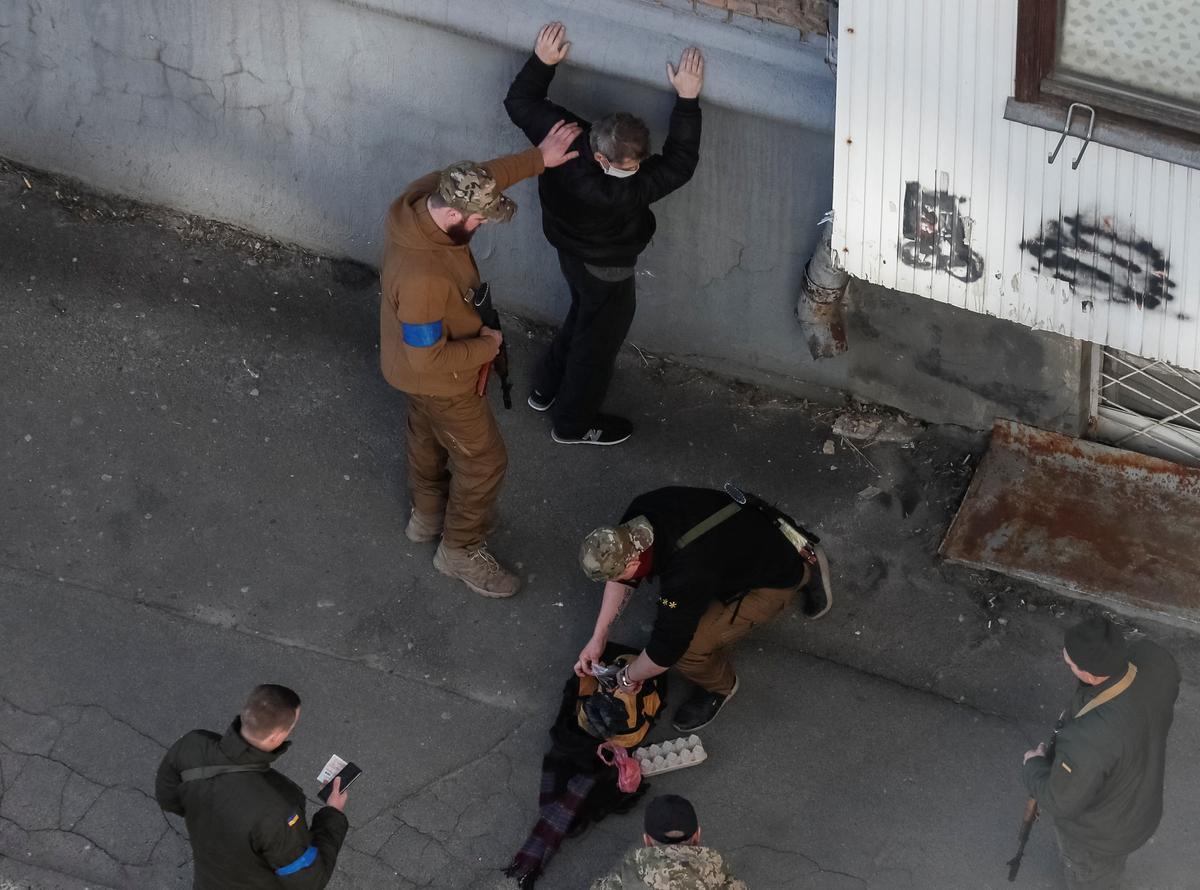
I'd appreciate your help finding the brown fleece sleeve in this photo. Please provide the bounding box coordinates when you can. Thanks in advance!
[393,275,499,374]
[481,147,545,192]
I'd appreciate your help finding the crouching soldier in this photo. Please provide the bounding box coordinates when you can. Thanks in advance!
[590,794,746,890]
[574,485,830,733]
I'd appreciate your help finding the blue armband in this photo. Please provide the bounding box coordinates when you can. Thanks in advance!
[402,320,443,347]
[275,845,318,876]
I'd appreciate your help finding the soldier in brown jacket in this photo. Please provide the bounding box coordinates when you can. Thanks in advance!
[380,121,580,597]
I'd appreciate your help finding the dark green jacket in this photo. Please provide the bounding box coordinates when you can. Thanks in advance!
[1023,639,1180,856]
[155,718,349,889]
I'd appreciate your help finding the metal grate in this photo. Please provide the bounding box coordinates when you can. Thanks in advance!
[1092,347,1200,467]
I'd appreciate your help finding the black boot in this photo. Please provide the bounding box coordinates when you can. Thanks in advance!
[671,677,739,733]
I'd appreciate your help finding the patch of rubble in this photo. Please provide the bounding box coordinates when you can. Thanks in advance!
[831,408,924,444]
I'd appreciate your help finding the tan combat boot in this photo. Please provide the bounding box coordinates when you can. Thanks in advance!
[433,542,520,598]
[405,510,444,543]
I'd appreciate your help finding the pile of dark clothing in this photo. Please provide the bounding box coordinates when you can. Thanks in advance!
[505,643,667,888]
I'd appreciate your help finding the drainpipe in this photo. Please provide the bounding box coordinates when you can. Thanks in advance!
[795,215,850,359]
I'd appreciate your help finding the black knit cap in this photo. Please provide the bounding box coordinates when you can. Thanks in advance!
[645,794,698,844]
[1065,616,1129,678]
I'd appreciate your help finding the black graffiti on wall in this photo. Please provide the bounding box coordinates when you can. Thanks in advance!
[899,180,985,282]
[1021,215,1176,311]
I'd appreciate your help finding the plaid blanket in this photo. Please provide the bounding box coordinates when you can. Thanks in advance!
[504,757,597,885]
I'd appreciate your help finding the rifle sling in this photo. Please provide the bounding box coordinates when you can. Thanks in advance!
[1074,662,1137,719]
[179,763,271,784]
[675,503,741,549]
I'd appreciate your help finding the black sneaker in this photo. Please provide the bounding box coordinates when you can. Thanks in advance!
[671,677,738,733]
[551,414,632,446]
[527,389,555,412]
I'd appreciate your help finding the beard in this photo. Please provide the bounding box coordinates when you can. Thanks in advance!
[446,220,476,245]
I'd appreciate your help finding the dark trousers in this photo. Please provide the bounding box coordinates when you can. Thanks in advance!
[533,250,636,438]
[1056,829,1128,890]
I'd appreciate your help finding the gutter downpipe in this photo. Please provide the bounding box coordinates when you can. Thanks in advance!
[796,215,849,359]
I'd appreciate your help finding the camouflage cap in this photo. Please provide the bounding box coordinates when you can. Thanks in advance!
[436,161,517,223]
[579,516,655,582]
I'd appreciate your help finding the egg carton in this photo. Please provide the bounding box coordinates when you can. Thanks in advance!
[633,735,708,776]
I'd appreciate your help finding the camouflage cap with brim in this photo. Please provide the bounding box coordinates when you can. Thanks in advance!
[437,161,517,223]
[579,516,655,581]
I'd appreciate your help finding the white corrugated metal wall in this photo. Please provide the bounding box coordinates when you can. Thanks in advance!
[832,0,1200,372]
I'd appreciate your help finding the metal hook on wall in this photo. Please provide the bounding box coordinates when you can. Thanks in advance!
[1047,102,1096,169]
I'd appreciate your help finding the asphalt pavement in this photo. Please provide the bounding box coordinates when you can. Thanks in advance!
[1,161,1198,889]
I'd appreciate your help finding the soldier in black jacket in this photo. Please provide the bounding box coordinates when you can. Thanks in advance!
[574,486,830,733]
[504,22,703,447]
[1022,617,1180,889]
[155,684,350,889]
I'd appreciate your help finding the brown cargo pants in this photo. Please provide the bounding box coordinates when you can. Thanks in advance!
[405,392,506,550]
[674,566,811,696]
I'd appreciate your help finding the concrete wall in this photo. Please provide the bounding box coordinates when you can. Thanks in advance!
[0,0,1083,431]
[840,281,1085,432]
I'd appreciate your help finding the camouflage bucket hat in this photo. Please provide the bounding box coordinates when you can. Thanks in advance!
[436,161,517,222]
[579,516,655,581]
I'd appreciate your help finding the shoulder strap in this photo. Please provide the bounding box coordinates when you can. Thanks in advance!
[179,763,271,784]
[1075,663,1138,720]
[675,502,741,549]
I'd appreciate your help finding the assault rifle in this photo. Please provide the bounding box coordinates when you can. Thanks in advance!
[471,282,513,409]
[1007,712,1064,881]
[1007,797,1040,881]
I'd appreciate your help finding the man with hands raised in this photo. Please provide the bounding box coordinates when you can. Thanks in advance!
[505,22,705,447]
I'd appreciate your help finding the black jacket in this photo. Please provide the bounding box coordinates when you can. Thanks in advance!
[504,55,702,266]
[155,718,349,889]
[620,487,808,667]
[1023,639,1180,857]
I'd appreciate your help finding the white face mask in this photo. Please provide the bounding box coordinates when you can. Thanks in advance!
[600,157,639,179]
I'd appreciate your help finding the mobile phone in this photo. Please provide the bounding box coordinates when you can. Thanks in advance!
[318,762,362,802]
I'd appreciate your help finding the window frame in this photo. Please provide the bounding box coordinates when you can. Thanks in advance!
[1013,0,1200,145]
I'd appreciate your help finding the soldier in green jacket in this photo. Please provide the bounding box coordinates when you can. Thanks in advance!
[590,794,747,890]
[155,684,350,889]
[1022,617,1180,889]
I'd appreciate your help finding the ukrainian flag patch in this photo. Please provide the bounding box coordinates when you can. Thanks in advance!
[287,813,301,827]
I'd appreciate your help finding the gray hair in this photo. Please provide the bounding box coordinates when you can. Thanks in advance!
[588,113,651,164]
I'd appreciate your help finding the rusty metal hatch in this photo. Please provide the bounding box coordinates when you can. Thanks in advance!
[941,420,1200,624]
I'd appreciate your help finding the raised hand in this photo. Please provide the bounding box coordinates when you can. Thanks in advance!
[535,21,571,66]
[538,119,582,168]
[666,46,705,99]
